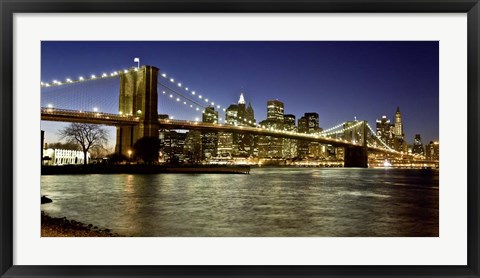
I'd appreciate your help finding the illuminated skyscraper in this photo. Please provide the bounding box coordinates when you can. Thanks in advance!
[297,113,322,158]
[217,104,238,157]
[184,130,202,163]
[305,112,320,134]
[393,106,407,152]
[282,114,297,158]
[412,134,425,156]
[297,116,309,158]
[394,106,404,138]
[258,100,284,158]
[201,106,218,159]
[218,93,256,157]
[425,141,439,160]
[160,131,187,163]
[267,100,284,122]
[376,115,395,148]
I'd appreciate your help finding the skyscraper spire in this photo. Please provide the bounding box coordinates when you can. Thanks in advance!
[238,93,245,105]
[394,106,403,138]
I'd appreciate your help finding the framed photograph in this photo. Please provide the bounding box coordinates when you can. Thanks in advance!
[1,0,479,277]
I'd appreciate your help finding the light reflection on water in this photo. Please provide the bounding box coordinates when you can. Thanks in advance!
[41,168,439,237]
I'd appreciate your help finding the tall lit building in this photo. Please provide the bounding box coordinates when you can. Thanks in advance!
[376,107,407,152]
[218,93,256,157]
[297,113,323,158]
[217,104,238,157]
[297,116,309,158]
[258,119,283,158]
[258,99,284,158]
[202,106,218,160]
[376,115,395,148]
[425,141,439,161]
[159,131,187,162]
[225,104,239,125]
[305,112,320,134]
[282,114,297,158]
[184,130,202,163]
[394,106,403,138]
[237,94,256,157]
[412,134,425,156]
[267,100,284,122]
[393,106,407,152]
[202,106,218,123]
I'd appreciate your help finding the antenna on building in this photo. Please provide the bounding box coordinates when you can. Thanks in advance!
[134,57,140,69]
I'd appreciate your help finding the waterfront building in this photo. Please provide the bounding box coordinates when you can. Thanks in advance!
[184,130,202,163]
[412,134,425,156]
[159,131,187,163]
[217,131,233,159]
[257,119,284,158]
[42,148,89,165]
[425,141,440,161]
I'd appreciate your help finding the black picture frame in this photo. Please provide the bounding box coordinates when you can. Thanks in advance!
[1,0,479,277]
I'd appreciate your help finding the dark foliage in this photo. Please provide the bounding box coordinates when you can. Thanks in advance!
[133,137,161,164]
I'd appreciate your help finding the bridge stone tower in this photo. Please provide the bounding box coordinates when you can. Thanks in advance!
[115,65,159,157]
[343,121,368,167]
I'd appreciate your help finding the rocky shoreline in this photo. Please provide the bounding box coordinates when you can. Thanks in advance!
[41,164,250,175]
[41,211,121,237]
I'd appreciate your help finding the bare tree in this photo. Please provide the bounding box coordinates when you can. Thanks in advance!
[58,123,108,165]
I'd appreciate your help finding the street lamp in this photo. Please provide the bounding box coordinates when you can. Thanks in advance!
[128,150,132,160]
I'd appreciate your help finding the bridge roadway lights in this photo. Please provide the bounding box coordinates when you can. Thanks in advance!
[344,146,368,168]
[115,65,160,157]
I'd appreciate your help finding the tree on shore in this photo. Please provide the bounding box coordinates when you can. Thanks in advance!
[58,123,108,165]
[133,136,161,164]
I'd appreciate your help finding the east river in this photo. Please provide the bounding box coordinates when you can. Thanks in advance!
[41,167,439,237]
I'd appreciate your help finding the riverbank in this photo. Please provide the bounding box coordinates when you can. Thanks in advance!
[41,164,250,175]
[41,211,120,237]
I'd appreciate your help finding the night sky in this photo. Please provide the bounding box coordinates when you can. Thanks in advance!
[41,41,439,147]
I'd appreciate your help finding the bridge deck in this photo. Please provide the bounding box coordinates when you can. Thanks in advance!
[41,108,402,156]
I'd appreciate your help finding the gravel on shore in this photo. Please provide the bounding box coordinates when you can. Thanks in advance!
[41,211,121,237]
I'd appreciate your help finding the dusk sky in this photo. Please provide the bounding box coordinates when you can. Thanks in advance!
[41,41,439,148]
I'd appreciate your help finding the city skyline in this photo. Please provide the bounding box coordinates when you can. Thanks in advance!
[41,41,439,147]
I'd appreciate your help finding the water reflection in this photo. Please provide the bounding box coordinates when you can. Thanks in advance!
[41,168,439,237]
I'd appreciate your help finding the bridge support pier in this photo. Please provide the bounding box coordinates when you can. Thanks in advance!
[115,65,159,157]
[344,146,368,168]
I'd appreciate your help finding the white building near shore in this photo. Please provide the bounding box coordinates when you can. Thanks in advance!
[42,148,89,165]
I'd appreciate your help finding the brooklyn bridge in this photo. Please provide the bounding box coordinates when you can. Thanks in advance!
[41,65,422,167]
